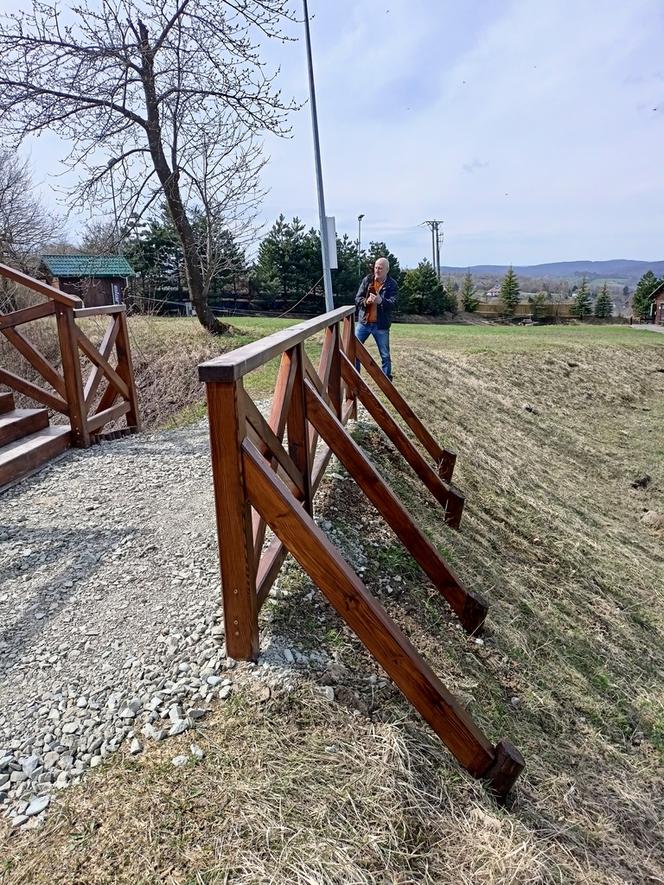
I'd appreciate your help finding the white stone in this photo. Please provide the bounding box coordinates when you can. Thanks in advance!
[168,720,189,737]
[25,795,50,817]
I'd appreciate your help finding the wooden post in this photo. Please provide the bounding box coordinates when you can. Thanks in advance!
[114,310,141,431]
[252,349,299,564]
[484,739,525,802]
[287,344,313,513]
[55,305,90,448]
[328,322,342,418]
[206,380,259,661]
[343,314,358,419]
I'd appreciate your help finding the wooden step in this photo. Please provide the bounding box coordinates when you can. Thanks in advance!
[0,426,71,490]
[0,408,49,447]
[0,392,15,414]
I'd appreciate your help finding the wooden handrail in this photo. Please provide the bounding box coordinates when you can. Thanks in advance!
[0,262,82,308]
[73,305,126,318]
[199,306,354,382]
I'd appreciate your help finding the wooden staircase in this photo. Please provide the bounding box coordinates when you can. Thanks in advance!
[0,261,140,493]
[0,392,71,490]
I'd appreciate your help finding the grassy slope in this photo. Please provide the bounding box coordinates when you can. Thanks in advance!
[1,322,663,884]
[117,315,323,430]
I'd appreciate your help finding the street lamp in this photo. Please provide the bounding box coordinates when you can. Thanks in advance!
[357,213,364,282]
[302,0,334,312]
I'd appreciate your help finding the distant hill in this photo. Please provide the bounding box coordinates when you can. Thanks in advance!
[441,259,664,283]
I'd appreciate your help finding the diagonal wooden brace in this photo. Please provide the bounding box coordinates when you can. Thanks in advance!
[304,379,487,634]
[341,354,465,528]
[242,437,523,799]
[354,339,457,482]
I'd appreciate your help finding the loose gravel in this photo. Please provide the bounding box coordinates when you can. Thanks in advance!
[0,418,334,828]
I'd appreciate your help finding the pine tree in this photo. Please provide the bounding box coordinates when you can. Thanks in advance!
[571,276,592,318]
[461,270,479,312]
[594,283,613,319]
[632,270,662,321]
[253,215,319,308]
[527,291,547,320]
[365,242,403,285]
[401,260,452,315]
[499,266,520,316]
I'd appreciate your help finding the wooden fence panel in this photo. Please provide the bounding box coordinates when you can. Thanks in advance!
[199,308,525,799]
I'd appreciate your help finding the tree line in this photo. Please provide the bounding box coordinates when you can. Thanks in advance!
[3,152,661,326]
[76,210,462,318]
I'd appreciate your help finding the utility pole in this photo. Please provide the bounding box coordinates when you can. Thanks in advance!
[303,0,334,312]
[422,220,444,280]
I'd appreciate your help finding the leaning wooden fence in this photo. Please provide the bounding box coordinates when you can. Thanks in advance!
[0,262,140,445]
[198,306,524,798]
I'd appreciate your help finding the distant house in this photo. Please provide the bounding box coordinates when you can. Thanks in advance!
[39,254,134,308]
[652,281,664,325]
[484,285,501,300]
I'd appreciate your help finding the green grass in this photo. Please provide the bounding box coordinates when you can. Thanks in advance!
[229,318,664,398]
[228,315,664,356]
[390,321,663,353]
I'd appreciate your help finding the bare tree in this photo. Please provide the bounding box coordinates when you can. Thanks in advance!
[80,219,119,255]
[0,151,61,273]
[0,0,295,334]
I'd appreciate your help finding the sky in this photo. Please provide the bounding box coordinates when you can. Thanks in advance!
[7,0,664,267]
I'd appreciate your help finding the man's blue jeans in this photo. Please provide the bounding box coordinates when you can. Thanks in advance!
[355,323,392,379]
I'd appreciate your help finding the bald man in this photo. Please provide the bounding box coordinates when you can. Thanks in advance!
[354,257,398,380]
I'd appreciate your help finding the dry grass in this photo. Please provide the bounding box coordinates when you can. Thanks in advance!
[1,322,663,884]
[0,686,559,885]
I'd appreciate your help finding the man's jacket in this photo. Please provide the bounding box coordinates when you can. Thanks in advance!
[355,275,398,329]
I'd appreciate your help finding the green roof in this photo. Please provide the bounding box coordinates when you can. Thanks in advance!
[41,254,134,278]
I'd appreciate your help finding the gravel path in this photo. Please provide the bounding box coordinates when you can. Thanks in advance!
[0,421,275,826]
[0,404,355,829]
[631,323,664,334]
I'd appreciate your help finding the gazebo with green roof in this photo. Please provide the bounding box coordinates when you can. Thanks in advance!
[40,254,135,308]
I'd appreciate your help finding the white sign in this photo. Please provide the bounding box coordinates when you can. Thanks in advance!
[325,216,338,270]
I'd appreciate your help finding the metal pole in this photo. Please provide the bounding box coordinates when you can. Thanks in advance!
[303,0,334,312]
[357,213,364,282]
[435,222,441,280]
[431,224,435,270]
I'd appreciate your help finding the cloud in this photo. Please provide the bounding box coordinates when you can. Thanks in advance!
[462,158,489,174]
[12,0,664,266]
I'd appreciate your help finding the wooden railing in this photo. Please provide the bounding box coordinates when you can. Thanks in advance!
[0,262,140,445]
[199,306,524,799]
